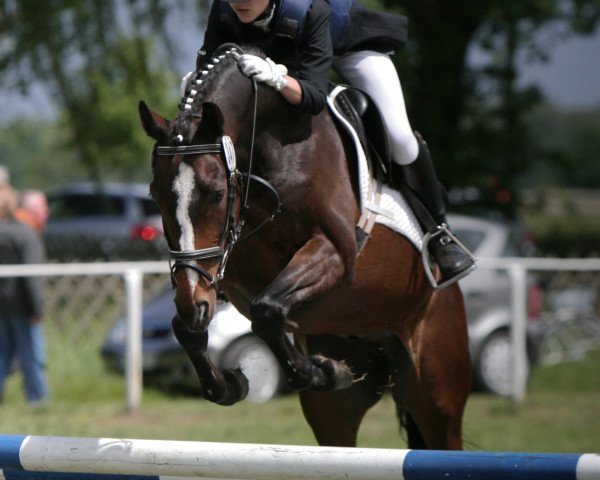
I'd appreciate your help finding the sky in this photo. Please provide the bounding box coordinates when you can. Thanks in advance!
[1,25,599,121]
[516,29,600,109]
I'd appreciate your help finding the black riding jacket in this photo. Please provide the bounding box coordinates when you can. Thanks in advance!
[201,0,407,114]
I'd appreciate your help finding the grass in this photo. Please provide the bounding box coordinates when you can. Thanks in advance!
[1,325,599,454]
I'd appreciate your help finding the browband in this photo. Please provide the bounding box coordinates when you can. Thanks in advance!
[154,144,221,156]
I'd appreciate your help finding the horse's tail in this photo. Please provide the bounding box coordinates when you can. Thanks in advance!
[397,407,427,449]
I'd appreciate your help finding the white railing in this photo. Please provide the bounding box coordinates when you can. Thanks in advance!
[0,261,167,412]
[1,258,599,410]
[478,257,600,403]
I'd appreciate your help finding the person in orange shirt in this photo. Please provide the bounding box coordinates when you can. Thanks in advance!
[13,190,50,234]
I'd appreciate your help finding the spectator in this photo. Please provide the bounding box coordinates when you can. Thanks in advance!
[14,190,50,234]
[0,185,49,406]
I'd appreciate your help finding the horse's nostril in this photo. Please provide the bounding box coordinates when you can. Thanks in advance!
[195,301,208,318]
[192,301,211,332]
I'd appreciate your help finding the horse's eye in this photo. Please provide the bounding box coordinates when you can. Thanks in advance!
[213,189,225,203]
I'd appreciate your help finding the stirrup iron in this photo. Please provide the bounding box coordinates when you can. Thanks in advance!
[421,224,478,290]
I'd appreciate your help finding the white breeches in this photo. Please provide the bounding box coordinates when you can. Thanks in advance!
[332,50,419,165]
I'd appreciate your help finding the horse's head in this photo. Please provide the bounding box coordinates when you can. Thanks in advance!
[139,46,252,331]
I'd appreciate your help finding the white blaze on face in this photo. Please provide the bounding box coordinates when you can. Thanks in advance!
[172,162,199,291]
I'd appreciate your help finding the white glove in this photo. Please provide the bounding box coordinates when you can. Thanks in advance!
[238,54,288,91]
[180,71,193,96]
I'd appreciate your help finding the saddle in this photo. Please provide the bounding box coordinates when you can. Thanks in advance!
[330,85,393,184]
[328,85,406,253]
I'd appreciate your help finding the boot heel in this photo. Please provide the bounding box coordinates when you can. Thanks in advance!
[422,224,478,290]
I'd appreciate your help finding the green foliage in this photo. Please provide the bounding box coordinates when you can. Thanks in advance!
[0,119,85,190]
[44,319,125,402]
[386,0,599,214]
[521,185,600,256]
[526,105,600,189]
[0,1,195,183]
[524,213,600,257]
[56,36,180,183]
[1,1,599,198]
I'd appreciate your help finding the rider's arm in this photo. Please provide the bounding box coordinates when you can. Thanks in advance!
[291,0,333,114]
[237,0,332,113]
[279,76,303,106]
[201,0,232,58]
[202,0,332,114]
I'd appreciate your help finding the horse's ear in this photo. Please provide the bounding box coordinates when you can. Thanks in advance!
[138,100,169,141]
[200,102,225,140]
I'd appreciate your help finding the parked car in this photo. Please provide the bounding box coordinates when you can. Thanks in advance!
[450,213,542,396]
[44,182,166,261]
[101,214,542,400]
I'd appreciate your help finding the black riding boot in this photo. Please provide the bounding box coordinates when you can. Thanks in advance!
[393,132,475,287]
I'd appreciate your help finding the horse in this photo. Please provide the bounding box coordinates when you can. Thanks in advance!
[139,44,471,449]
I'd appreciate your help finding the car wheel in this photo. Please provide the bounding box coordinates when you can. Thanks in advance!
[474,330,529,396]
[220,336,285,403]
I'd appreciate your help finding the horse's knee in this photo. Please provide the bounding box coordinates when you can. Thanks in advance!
[250,296,286,338]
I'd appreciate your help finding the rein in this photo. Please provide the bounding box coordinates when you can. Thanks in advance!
[154,77,281,289]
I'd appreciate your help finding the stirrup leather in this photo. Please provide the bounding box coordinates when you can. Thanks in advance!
[421,224,478,290]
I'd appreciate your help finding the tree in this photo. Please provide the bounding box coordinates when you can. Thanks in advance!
[2,1,599,199]
[0,118,85,189]
[385,0,600,215]
[56,36,178,182]
[526,104,600,188]
[0,0,204,182]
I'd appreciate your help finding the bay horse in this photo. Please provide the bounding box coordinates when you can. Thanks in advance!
[139,44,471,449]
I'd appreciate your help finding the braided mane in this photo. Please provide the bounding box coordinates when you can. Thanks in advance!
[173,44,264,143]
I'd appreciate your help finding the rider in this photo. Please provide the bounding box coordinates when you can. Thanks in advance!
[196,0,476,287]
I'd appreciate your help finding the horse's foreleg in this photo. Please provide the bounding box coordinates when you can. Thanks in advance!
[171,316,249,405]
[250,235,355,391]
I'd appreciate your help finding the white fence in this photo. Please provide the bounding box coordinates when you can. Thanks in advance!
[478,257,600,403]
[0,261,166,411]
[1,258,599,410]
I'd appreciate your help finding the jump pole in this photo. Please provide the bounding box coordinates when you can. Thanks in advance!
[0,435,599,480]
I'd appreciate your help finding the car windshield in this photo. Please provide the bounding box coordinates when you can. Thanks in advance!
[48,193,125,219]
[141,198,161,216]
[451,228,485,253]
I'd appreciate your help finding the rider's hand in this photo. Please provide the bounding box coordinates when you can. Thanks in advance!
[238,54,288,91]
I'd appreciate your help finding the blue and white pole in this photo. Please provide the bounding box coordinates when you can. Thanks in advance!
[0,435,599,480]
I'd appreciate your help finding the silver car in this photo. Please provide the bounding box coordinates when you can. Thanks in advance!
[450,214,542,396]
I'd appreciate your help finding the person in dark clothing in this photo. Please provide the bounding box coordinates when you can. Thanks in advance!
[0,186,49,405]
[188,0,475,287]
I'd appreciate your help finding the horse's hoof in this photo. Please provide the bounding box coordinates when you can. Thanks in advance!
[216,368,249,406]
[310,354,354,391]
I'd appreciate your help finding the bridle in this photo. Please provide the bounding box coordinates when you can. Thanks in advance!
[153,77,281,289]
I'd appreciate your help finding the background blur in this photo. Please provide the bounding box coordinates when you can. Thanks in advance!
[0,0,598,451]
[1,0,599,258]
